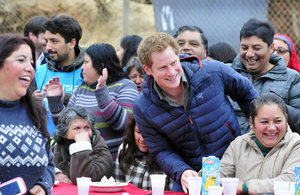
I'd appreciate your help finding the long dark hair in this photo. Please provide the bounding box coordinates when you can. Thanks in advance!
[119,35,142,68]
[0,34,50,141]
[86,43,126,84]
[250,93,287,125]
[118,116,160,172]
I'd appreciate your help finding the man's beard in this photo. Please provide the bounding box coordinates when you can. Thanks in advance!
[49,50,69,64]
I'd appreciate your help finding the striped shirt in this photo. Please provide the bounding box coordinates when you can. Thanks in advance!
[48,79,138,160]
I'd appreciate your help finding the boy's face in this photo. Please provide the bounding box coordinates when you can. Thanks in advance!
[143,45,182,93]
[240,35,273,75]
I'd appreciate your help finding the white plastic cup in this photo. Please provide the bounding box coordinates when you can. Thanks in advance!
[274,190,294,195]
[76,177,91,195]
[274,181,290,191]
[187,177,202,195]
[150,174,166,195]
[289,182,295,194]
[208,185,223,195]
[221,177,239,195]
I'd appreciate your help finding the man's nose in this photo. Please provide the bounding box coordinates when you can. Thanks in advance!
[246,49,255,57]
[182,42,190,50]
[46,42,52,51]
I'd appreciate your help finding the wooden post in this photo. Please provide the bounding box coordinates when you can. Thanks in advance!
[123,0,130,36]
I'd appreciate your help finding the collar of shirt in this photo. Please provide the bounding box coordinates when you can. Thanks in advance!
[36,52,45,67]
[153,69,189,110]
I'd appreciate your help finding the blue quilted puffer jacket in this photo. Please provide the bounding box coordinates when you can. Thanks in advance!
[133,55,258,190]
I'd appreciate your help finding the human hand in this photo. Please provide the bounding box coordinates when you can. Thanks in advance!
[74,131,91,142]
[32,90,45,103]
[55,173,72,184]
[180,169,198,193]
[29,185,46,195]
[32,89,45,99]
[96,68,108,89]
[45,77,63,97]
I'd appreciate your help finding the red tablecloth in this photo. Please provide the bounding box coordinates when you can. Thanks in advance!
[52,183,186,195]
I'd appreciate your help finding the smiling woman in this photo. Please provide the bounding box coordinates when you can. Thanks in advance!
[0,36,35,101]
[221,93,300,195]
[0,34,55,194]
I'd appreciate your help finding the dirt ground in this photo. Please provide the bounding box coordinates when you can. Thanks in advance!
[0,0,155,48]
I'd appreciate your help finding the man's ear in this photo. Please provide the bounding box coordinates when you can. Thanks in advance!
[69,38,76,49]
[269,42,274,54]
[143,64,152,75]
[28,32,36,40]
[204,48,207,58]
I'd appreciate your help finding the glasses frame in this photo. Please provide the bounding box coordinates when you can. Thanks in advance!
[273,47,290,55]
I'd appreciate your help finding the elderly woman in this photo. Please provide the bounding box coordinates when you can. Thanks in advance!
[273,33,300,73]
[124,56,145,93]
[45,43,138,160]
[221,93,300,194]
[53,106,113,184]
[0,34,55,195]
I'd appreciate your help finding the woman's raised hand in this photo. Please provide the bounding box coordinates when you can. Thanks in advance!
[45,77,63,97]
[96,68,108,89]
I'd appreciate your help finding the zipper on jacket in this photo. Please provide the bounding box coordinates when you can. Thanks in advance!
[189,115,193,124]
[225,122,236,138]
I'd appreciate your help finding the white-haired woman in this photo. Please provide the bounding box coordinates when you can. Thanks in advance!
[53,106,113,184]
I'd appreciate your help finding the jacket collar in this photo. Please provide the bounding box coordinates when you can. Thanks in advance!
[46,47,86,72]
[231,54,288,81]
[141,55,207,107]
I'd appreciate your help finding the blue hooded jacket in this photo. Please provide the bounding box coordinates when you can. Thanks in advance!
[133,55,257,191]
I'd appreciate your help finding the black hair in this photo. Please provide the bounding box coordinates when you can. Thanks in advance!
[208,42,237,63]
[240,18,275,46]
[118,115,161,173]
[0,34,49,141]
[124,56,145,77]
[174,25,208,54]
[119,35,143,68]
[45,15,82,55]
[24,16,48,37]
[86,43,126,84]
[250,93,287,124]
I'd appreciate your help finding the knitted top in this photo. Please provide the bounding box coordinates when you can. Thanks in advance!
[0,99,55,194]
[48,78,138,160]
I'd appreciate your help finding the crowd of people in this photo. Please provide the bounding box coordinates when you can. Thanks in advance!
[0,14,299,195]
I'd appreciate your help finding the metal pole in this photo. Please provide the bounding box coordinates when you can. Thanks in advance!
[123,0,130,36]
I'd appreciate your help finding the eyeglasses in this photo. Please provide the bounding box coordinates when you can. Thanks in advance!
[273,47,289,55]
[129,74,145,80]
